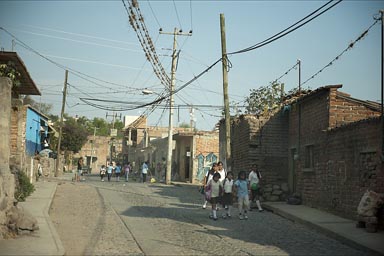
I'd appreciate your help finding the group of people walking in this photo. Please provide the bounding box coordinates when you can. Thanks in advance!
[201,162,264,221]
[99,162,131,182]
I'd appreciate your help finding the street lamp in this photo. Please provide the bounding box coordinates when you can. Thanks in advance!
[142,89,156,95]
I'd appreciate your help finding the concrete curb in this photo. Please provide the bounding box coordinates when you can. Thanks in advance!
[45,182,65,256]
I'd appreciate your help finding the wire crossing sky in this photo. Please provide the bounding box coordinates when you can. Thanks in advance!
[0,1,382,130]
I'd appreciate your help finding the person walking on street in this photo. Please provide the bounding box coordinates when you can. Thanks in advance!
[100,165,106,182]
[115,163,122,182]
[142,161,149,183]
[205,172,223,221]
[221,171,234,218]
[217,161,226,210]
[249,164,264,212]
[124,162,131,182]
[217,161,226,183]
[202,163,218,209]
[77,157,84,182]
[234,170,250,220]
[107,163,113,182]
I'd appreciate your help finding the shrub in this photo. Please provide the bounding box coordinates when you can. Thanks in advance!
[14,171,35,202]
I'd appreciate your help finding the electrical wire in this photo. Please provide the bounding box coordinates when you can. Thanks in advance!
[189,0,193,32]
[173,0,183,31]
[271,62,299,85]
[228,0,342,55]
[0,27,142,90]
[146,0,162,29]
[301,19,379,86]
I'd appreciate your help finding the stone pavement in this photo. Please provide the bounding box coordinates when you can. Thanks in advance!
[0,180,65,256]
[263,202,384,255]
[0,177,383,255]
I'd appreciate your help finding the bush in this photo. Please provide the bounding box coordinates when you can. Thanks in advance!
[14,171,35,202]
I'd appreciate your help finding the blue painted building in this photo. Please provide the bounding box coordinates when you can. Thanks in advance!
[25,107,48,156]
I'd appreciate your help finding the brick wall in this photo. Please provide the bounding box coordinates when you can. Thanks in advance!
[195,133,219,156]
[289,87,383,225]
[329,91,380,128]
[316,118,383,222]
[223,113,288,186]
[288,90,330,199]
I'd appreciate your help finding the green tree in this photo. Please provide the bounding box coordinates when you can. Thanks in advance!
[91,117,110,136]
[245,82,284,116]
[60,117,89,153]
[0,61,21,87]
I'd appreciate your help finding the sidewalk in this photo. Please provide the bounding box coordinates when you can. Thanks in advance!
[263,202,384,255]
[0,180,65,256]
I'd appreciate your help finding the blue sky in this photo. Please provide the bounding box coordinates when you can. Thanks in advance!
[0,0,383,131]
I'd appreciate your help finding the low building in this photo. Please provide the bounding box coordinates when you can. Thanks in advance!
[224,84,383,224]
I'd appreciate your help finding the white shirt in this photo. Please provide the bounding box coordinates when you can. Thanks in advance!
[217,168,226,182]
[249,171,261,185]
[223,178,234,193]
[142,163,148,174]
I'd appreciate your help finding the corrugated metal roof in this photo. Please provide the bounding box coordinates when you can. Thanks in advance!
[0,51,40,96]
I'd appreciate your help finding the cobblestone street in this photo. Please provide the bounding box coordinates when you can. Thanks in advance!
[50,175,372,255]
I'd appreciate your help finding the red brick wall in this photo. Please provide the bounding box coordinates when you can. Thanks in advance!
[288,90,330,198]
[195,133,219,156]
[317,118,383,222]
[329,91,380,128]
[289,88,383,224]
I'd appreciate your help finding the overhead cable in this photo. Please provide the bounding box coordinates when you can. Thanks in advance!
[228,0,342,55]
[301,18,379,86]
[0,27,140,90]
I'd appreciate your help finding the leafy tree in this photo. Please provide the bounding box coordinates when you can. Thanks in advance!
[0,61,21,87]
[91,117,110,136]
[179,122,190,128]
[245,82,284,115]
[60,117,89,153]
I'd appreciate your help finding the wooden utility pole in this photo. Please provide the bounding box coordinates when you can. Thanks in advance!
[55,70,68,177]
[220,14,231,171]
[160,28,192,184]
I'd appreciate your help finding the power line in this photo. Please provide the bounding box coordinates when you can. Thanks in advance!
[271,62,299,85]
[0,27,140,90]
[228,0,342,55]
[82,0,340,112]
[173,0,183,31]
[146,0,162,29]
[122,0,171,87]
[301,19,379,86]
